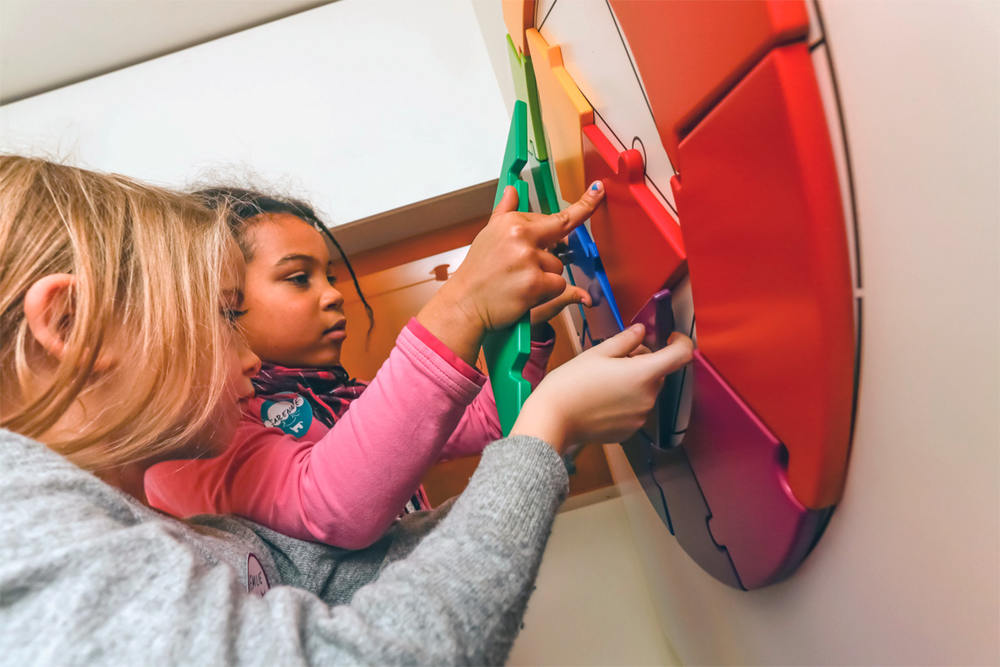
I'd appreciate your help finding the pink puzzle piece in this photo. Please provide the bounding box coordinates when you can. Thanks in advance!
[683,351,829,588]
[583,124,686,324]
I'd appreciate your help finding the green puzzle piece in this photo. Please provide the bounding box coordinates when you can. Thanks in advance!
[531,158,560,215]
[506,33,548,161]
[484,100,532,436]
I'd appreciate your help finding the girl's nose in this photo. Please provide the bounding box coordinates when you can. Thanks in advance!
[240,340,262,378]
[321,285,345,311]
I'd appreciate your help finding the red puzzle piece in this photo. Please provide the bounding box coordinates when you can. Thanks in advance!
[609,0,808,168]
[583,123,686,324]
[671,44,854,510]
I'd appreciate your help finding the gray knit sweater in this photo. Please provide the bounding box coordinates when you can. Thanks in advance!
[0,429,569,665]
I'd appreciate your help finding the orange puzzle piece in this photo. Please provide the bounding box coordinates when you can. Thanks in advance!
[525,28,593,202]
[502,0,535,56]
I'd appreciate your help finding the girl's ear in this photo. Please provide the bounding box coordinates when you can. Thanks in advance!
[24,273,77,361]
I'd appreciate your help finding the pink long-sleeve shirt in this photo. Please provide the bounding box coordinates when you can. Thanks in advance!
[144,319,553,549]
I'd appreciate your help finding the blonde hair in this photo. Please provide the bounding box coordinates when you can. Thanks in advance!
[0,155,235,471]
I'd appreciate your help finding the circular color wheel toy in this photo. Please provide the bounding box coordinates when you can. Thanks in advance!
[495,0,860,590]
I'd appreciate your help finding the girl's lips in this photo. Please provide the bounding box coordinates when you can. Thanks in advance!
[322,321,347,341]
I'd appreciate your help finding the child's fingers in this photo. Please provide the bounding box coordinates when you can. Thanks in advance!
[631,333,694,378]
[549,285,590,310]
[530,285,589,325]
[493,185,520,215]
[531,181,605,246]
[535,272,569,306]
[590,323,646,358]
[537,249,566,276]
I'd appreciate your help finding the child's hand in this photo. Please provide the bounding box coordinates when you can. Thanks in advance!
[529,284,591,327]
[447,183,602,329]
[419,182,605,363]
[510,325,694,453]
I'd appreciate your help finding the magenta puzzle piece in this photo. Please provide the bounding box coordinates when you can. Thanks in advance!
[683,352,830,588]
[629,289,674,351]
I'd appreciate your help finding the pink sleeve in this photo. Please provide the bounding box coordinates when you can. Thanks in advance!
[438,331,556,460]
[148,323,487,549]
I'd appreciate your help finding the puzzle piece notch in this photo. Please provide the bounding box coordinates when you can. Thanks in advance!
[505,33,548,161]
[617,148,645,183]
[608,0,809,168]
[483,322,531,436]
[583,123,687,325]
[672,44,854,510]
[682,352,829,588]
[525,28,593,202]
[495,100,528,207]
[485,100,533,435]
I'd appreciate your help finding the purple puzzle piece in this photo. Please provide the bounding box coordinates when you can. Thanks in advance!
[620,432,674,533]
[649,440,745,589]
[629,289,675,351]
[684,352,830,588]
[635,363,745,590]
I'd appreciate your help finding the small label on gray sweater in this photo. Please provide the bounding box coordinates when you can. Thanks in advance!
[247,554,270,596]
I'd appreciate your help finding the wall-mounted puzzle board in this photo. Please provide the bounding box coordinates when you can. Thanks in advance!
[494,0,862,591]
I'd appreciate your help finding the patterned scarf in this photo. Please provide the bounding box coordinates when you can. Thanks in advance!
[253,363,367,428]
[252,362,431,512]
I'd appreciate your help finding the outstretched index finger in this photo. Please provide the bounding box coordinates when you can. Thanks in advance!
[532,180,605,245]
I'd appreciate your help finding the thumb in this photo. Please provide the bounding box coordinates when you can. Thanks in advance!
[492,185,519,215]
[591,323,646,358]
[632,332,695,378]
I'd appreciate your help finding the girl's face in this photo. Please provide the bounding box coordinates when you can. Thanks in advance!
[239,213,347,368]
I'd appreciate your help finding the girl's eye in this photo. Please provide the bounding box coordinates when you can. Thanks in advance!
[327,274,337,286]
[287,273,309,287]
[222,308,248,326]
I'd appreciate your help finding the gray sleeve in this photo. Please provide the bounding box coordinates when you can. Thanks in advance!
[321,435,570,665]
[260,435,569,665]
[0,432,568,666]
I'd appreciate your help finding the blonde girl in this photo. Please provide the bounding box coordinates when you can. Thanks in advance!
[0,155,258,491]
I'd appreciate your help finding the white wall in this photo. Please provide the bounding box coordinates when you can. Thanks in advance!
[479,0,1000,664]
[0,0,332,103]
[509,496,679,666]
[0,0,508,226]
